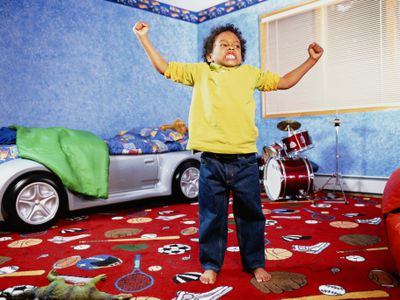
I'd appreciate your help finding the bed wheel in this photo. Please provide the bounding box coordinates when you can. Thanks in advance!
[3,172,67,231]
[172,161,200,202]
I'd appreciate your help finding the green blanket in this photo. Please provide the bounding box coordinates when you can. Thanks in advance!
[13,126,109,198]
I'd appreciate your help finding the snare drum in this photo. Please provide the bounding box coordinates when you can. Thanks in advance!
[282,130,313,155]
[263,157,314,201]
[262,142,285,163]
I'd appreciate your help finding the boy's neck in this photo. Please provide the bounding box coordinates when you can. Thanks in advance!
[209,62,241,70]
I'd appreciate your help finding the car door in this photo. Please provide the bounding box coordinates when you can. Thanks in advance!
[108,154,159,193]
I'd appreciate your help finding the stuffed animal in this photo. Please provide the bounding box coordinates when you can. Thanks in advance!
[160,118,188,134]
[0,269,132,300]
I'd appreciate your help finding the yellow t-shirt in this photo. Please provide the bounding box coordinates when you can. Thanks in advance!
[164,62,280,154]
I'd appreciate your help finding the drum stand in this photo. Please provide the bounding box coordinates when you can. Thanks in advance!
[319,118,348,204]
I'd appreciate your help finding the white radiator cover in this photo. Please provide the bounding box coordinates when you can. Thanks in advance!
[314,174,388,195]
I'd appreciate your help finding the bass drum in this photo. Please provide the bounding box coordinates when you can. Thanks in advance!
[263,157,314,201]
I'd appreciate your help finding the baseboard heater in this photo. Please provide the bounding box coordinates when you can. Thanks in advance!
[314,174,388,195]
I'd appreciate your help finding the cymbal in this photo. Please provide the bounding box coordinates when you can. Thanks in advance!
[277,120,301,131]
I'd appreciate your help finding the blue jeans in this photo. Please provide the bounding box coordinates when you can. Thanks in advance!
[198,152,266,273]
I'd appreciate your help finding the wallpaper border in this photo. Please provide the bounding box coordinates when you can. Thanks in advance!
[106,0,269,23]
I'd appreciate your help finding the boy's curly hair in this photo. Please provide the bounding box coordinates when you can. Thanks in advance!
[202,23,247,63]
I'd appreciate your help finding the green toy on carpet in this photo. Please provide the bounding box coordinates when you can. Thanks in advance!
[1,269,132,300]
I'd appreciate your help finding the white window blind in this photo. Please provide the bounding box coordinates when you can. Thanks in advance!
[260,0,400,118]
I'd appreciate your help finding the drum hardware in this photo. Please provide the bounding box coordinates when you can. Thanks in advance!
[318,117,348,204]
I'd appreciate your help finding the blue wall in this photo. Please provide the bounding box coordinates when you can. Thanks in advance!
[0,0,197,139]
[1,0,399,178]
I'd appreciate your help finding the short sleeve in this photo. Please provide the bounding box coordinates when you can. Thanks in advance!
[164,62,198,86]
[255,70,281,91]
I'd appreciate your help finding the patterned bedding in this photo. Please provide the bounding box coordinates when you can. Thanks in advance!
[0,145,19,163]
[0,127,188,164]
[105,127,188,155]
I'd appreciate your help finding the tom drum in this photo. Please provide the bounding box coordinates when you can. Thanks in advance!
[262,142,286,162]
[282,130,313,155]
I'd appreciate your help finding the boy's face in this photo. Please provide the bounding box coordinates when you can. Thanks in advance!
[207,31,242,67]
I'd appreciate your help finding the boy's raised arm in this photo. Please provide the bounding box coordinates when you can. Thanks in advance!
[277,42,324,90]
[133,21,168,75]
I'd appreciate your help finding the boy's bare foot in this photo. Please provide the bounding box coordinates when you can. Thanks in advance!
[253,268,272,282]
[200,269,218,284]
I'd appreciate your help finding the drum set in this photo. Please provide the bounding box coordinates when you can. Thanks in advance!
[262,120,315,201]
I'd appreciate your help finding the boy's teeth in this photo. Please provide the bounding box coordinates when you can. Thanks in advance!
[226,54,236,60]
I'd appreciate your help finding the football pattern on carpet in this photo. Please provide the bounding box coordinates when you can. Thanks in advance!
[158,244,191,255]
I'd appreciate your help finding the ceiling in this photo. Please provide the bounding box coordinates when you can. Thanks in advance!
[157,0,227,12]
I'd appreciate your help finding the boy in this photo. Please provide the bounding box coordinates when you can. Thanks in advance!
[133,22,323,284]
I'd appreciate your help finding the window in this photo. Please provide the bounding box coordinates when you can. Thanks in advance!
[260,0,400,118]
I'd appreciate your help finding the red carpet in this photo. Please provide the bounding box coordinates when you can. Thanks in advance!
[0,191,399,299]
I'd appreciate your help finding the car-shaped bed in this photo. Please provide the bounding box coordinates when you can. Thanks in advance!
[0,150,200,231]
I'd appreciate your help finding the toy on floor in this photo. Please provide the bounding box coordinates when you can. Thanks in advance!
[160,118,188,134]
[0,269,132,299]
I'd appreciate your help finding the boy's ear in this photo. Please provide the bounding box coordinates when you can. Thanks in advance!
[206,53,213,63]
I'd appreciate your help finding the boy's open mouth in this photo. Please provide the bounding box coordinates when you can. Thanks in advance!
[225,54,236,60]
